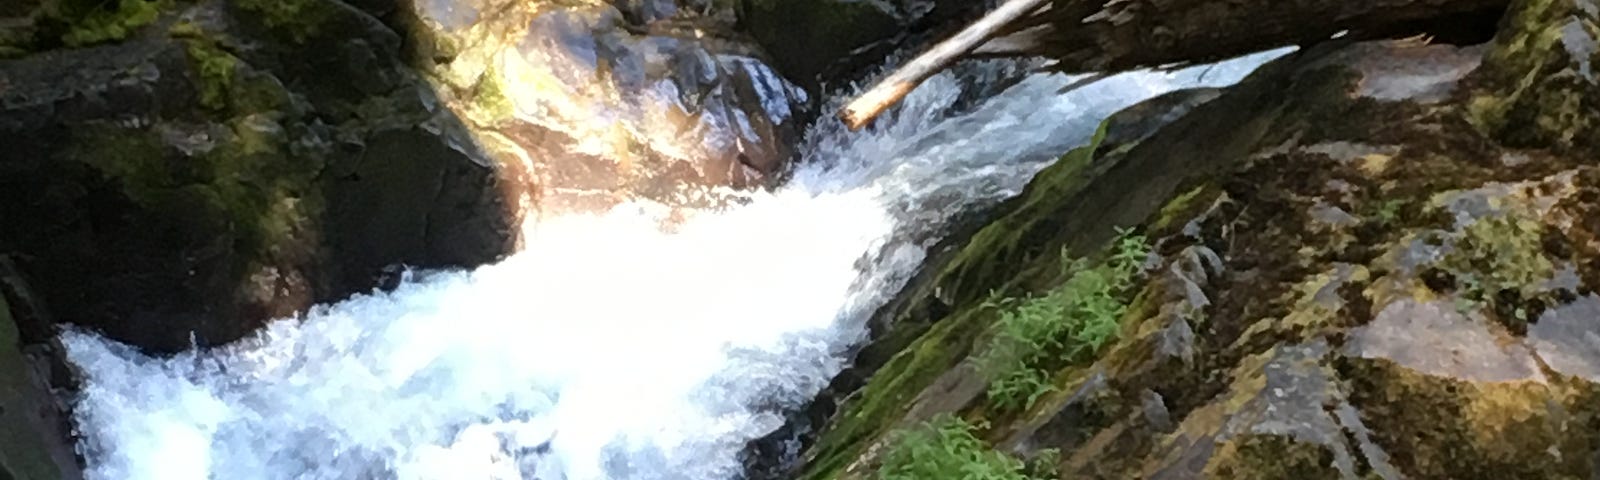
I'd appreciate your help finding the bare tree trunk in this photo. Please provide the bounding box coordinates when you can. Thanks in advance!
[840,0,1508,128]
[838,0,1050,130]
[1017,0,1506,73]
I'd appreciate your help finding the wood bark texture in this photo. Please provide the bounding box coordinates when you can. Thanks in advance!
[841,0,1508,127]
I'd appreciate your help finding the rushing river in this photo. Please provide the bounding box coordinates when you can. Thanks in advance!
[61,51,1287,480]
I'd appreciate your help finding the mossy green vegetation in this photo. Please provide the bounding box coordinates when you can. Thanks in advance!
[1439,214,1555,332]
[800,306,997,480]
[936,120,1111,308]
[235,0,334,43]
[59,0,164,47]
[978,228,1148,412]
[185,39,239,111]
[70,128,176,204]
[876,415,1029,480]
[472,64,516,125]
[1467,0,1599,151]
[178,33,292,115]
[800,123,1131,480]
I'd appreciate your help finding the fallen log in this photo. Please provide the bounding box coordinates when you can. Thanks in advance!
[840,0,1508,129]
[838,0,1050,130]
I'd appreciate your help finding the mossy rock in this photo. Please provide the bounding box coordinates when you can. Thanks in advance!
[1140,342,1363,480]
[0,0,513,354]
[58,0,168,47]
[1341,355,1597,478]
[797,21,1600,479]
[797,57,1295,480]
[1467,0,1600,152]
[231,0,339,43]
[1201,435,1344,480]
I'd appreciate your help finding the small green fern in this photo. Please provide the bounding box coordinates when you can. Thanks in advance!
[876,415,1029,480]
[978,227,1149,411]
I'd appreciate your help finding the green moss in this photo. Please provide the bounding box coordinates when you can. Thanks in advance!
[802,123,1131,480]
[0,21,35,57]
[1202,435,1342,480]
[166,17,201,38]
[180,36,291,115]
[876,415,1029,480]
[60,0,164,47]
[978,229,1148,412]
[1469,0,1600,151]
[936,120,1112,307]
[185,39,238,111]
[472,64,515,125]
[1439,214,1554,333]
[1342,356,1596,479]
[62,105,316,262]
[801,306,996,480]
[1150,184,1214,233]
[70,128,177,206]
[234,0,335,43]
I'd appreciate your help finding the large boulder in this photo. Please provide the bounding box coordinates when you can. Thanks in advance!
[393,0,809,212]
[0,0,517,354]
[793,0,1600,477]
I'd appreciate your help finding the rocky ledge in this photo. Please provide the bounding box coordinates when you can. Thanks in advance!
[790,0,1600,478]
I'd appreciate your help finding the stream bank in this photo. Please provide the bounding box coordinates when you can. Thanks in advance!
[792,0,1600,477]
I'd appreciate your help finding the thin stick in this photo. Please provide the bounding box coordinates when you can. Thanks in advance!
[839,0,1050,130]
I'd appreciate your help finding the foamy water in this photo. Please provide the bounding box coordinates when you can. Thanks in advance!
[62,51,1288,480]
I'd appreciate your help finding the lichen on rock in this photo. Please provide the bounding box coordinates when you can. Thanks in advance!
[1467,0,1600,151]
[794,1,1600,476]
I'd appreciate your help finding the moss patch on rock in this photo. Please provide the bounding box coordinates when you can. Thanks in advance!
[60,0,165,46]
[234,0,336,43]
[1341,356,1597,478]
[797,20,1600,478]
[1466,0,1600,151]
[184,37,239,111]
[1438,214,1556,332]
[470,62,515,125]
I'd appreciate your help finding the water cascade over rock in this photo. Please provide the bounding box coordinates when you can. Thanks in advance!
[4,0,1596,478]
[53,47,1283,480]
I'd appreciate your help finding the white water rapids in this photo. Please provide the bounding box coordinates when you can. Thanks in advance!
[61,51,1287,480]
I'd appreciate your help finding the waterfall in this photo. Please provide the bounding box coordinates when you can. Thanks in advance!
[60,50,1288,480]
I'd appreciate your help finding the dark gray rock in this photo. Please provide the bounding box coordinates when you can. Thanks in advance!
[0,0,515,354]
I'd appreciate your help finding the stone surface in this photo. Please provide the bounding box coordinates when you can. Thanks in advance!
[0,269,81,480]
[395,0,809,213]
[794,2,1600,476]
[0,0,516,353]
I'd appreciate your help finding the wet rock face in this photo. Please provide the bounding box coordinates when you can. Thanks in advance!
[0,291,80,480]
[0,0,516,353]
[795,0,1600,477]
[396,0,808,213]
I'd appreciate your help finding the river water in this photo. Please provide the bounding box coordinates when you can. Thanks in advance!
[60,51,1286,480]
